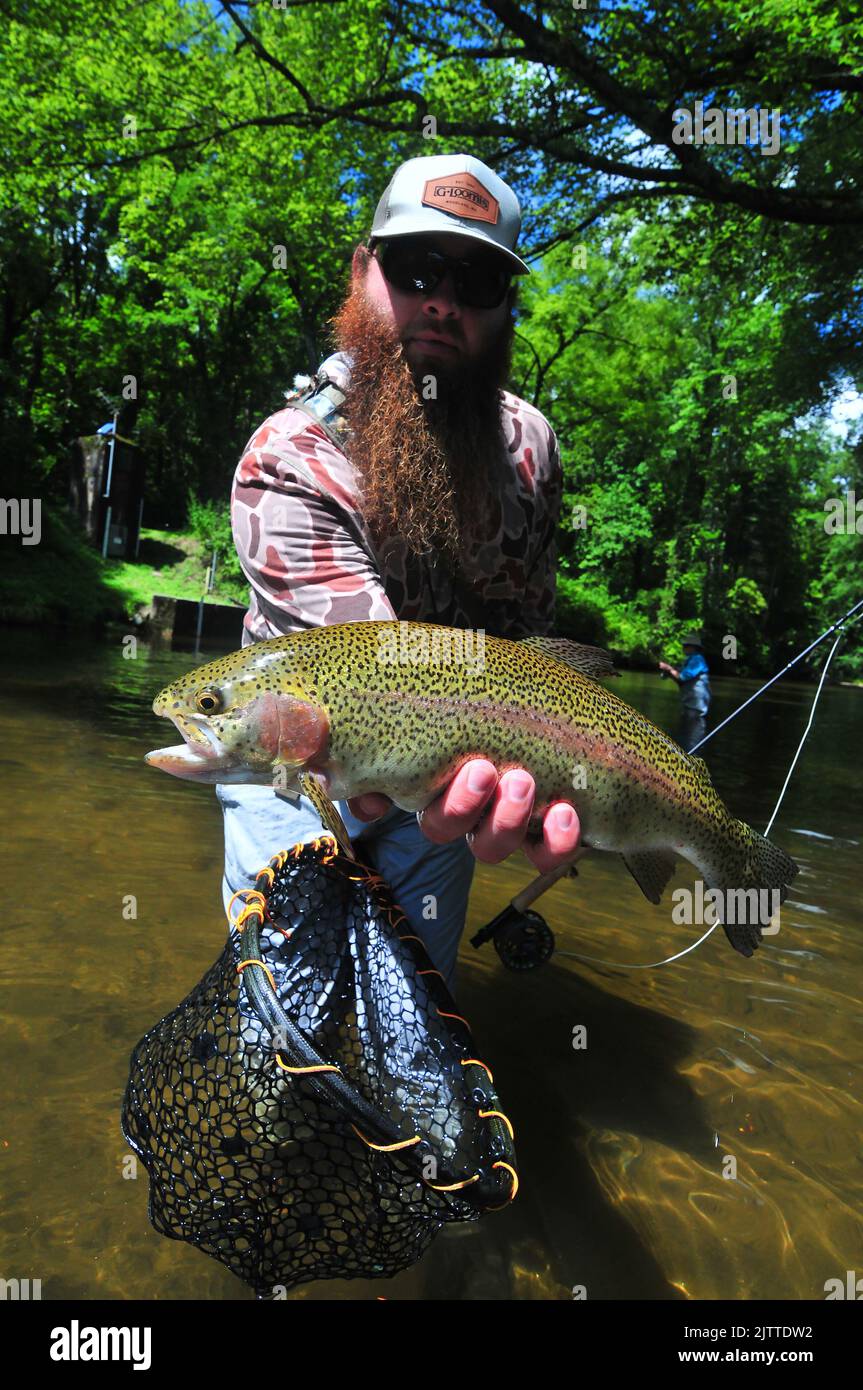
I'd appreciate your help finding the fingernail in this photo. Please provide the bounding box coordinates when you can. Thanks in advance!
[555,806,575,831]
[467,763,495,793]
[509,776,533,802]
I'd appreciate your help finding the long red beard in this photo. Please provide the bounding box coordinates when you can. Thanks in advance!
[329,276,515,569]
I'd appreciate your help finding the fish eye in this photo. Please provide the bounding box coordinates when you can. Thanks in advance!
[195,688,222,715]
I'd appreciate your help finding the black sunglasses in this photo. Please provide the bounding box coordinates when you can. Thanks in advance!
[375,241,513,310]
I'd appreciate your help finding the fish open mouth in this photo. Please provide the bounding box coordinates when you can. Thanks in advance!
[145,711,231,781]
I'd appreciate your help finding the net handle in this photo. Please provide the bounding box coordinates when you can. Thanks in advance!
[240,865,407,1149]
[236,844,516,1207]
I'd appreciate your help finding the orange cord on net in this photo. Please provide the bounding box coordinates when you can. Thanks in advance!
[489,1161,519,1207]
[437,1009,471,1031]
[314,835,338,864]
[460,1058,494,1083]
[235,902,266,931]
[478,1109,515,1140]
[425,1173,481,1192]
[275,1053,341,1076]
[226,887,267,929]
[351,1125,422,1153]
[235,958,276,992]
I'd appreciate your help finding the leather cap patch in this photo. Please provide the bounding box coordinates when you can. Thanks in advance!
[421,173,500,224]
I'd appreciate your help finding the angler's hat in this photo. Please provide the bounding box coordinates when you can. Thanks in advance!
[369,154,530,274]
[681,633,703,648]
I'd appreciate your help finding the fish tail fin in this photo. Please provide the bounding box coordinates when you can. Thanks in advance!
[706,821,799,958]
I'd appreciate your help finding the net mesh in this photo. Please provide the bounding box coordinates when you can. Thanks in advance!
[121,836,517,1297]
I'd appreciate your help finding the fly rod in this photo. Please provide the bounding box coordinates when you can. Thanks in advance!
[690,593,863,753]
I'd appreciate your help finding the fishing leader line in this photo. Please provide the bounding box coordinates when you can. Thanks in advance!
[555,604,861,971]
[762,626,848,838]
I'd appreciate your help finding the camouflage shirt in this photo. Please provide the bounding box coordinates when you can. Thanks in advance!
[231,351,562,645]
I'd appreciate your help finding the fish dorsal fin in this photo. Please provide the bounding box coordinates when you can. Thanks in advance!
[622,850,677,905]
[516,636,618,680]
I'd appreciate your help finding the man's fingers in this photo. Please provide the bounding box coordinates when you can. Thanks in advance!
[467,770,535,863]
[417,759,498,843]
[417,763,580,872]
[524,801,581,875]
[347,792,392,822]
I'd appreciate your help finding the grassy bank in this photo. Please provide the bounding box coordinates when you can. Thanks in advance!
[103,529,247,612]
[0,509,247,627]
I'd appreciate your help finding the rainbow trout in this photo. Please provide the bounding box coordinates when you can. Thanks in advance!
[146,621,798,956]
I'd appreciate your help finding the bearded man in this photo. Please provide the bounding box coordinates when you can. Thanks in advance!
[220,154,580,989]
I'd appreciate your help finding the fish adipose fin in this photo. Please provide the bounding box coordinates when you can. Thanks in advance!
[516,636,618,680]
[622,850,677,905]
[298,771,357,862]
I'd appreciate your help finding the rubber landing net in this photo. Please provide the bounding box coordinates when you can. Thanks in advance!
[121,836,517,1298]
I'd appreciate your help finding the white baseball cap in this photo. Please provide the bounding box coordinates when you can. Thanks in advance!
[369,154,530,274]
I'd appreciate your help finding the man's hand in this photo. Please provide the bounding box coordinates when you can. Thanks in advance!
[347,759,581,874]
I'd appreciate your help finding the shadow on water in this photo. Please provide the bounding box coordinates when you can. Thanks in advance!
[1,626,861,1300]
[451,963,706,1299]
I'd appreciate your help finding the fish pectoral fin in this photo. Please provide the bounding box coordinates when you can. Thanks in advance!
[622,850,677,905]
[298,771,357,862]
[516,635,618,680]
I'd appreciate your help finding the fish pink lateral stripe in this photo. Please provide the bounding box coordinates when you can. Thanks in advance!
[337,684,690,800]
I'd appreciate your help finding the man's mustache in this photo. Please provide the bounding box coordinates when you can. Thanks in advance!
[405,326,463,345]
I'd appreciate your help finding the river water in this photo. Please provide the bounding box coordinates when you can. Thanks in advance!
[1,626,860,1300]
